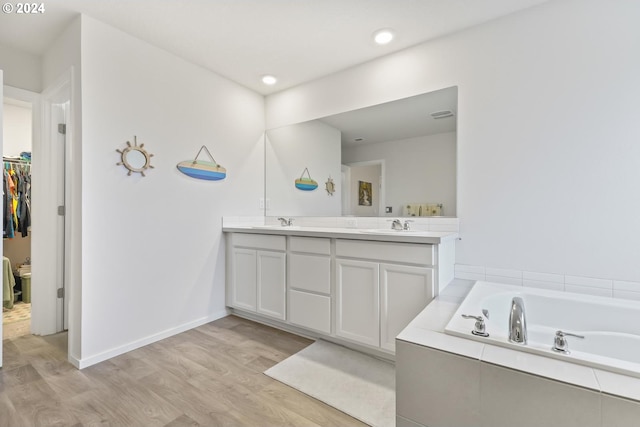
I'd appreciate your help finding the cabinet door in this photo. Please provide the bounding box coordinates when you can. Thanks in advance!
[336,259,379,347]
[380,263,434,352]
[257,250,286,320]
[232,248,257,311]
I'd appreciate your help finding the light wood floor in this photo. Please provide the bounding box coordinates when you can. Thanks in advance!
[3,318,31,340]
[0,315,368,427]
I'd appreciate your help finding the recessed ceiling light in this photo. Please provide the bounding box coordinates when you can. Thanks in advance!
[373,28,395,45]
[262,75,277,85]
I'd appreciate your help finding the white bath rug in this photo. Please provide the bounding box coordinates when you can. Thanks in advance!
[264,339,395,427]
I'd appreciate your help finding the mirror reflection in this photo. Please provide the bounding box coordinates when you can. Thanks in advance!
[265,86,457,217]
[126,149,147,170]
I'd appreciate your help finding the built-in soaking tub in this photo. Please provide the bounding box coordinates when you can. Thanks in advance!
[444,281,640,378]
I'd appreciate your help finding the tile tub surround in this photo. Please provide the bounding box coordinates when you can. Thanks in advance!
[455,264,640,301]
[395,280,640,427]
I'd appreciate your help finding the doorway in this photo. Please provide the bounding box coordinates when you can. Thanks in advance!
[342,160,385,217]
[2,94,34,340]
[1,81,70,356]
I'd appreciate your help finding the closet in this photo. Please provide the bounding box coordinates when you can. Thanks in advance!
[2,97,33,339]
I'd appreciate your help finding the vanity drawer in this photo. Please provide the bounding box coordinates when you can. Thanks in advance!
[289,253,331,294]
[336,239,434,266]
[289,236,331,255]
[289,290,331,334]
[232,233,286,251]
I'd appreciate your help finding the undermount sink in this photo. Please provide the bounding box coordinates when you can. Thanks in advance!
[358,229,425,234]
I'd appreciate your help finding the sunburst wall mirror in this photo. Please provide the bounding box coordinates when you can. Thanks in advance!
[116,136,154,177]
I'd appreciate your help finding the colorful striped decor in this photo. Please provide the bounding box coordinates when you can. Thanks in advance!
[295,167,318,191]
[177,145,227,181]
[177,160,226,181]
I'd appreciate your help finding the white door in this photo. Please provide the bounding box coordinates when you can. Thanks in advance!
[36,73,71,337]
[380,263,434,351]
[232,248,257,311]
[257,250,286,320]
[53,101,68,332]
[336,258,380,347]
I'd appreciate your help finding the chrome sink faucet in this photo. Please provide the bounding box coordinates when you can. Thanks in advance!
[508,297,527,344]
[277,217,294,227]
[391,219,403,230]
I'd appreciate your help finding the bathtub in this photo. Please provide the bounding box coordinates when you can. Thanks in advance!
[444,281,640,378]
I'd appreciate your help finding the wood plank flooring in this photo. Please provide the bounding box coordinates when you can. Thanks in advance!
[1,315,368,427]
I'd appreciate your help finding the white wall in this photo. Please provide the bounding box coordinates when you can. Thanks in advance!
[343,131,456,216]
[79,16,264,365]
[266,0,640,283]
[2,102,32,156]
[0,44,41,93]
[266,120,341,216]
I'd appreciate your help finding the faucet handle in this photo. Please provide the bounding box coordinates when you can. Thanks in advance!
[552,330,585,354]
[388,219,403,230]
[403,219,414,230]
[277,217,293,226]
[461,314,489,337]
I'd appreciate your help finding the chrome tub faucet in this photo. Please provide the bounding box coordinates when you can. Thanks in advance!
[508,296,527,344]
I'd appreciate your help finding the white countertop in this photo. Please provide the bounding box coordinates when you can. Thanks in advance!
[397,279,640,402]
[222,225,458,244]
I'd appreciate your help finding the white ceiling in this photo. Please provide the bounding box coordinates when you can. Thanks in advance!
[0,0,549,95]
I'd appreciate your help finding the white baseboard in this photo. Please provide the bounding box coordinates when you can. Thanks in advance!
[71,309,229,369]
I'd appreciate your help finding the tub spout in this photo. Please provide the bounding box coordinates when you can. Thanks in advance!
[508,297,527,344]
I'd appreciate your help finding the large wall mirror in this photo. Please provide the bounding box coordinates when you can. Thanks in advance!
[265,86,457,217]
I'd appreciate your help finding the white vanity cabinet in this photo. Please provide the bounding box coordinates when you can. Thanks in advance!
[227,233,286,320]
[225,226,454,358]
[288,237,332,334]
[336,240,434,352]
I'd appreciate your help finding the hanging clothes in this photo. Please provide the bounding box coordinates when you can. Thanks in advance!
[17,168,31,237]
[2,160,31,239]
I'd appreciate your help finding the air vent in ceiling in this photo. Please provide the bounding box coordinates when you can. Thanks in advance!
[430,110,454,119]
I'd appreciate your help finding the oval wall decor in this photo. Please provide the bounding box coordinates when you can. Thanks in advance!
[177,145,227,181]
[294,167,318,191]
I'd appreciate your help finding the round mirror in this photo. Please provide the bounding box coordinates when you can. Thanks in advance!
[116,136,154,177]
[124,149,147,170]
